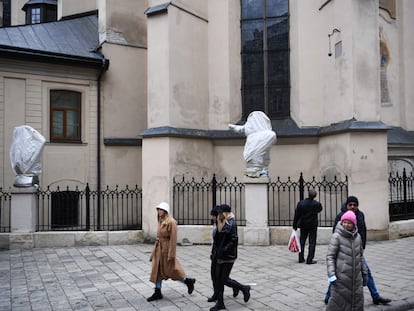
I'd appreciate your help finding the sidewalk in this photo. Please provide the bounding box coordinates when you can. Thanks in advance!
[0,236,413,311]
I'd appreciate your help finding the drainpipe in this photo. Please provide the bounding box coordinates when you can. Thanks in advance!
[96,58,109,230]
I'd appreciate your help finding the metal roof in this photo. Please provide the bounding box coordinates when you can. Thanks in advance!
[0,13,105,66]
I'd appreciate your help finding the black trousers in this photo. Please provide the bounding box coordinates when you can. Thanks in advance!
[210,257,217,295]
[299,226,317,263]
[214,261,245,303]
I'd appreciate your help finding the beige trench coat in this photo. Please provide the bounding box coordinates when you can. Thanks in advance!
[149,217,185,283]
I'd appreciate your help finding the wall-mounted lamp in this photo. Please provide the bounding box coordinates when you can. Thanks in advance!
[328,28,341,57]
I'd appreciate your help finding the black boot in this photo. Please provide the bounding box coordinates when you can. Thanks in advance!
[207,294,217,302]
[242,285,251,302]
[210,300,226,311]
[147,288,162,302]
[184,278,196,294]
[232,287,240,297]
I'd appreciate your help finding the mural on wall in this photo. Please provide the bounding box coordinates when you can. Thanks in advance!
[379,26,391,105]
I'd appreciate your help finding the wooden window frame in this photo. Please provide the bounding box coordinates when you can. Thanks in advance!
[50,90,82,143]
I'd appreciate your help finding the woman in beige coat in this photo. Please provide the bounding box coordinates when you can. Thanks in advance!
[147,202,196,302]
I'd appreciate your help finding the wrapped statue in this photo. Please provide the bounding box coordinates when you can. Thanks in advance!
[229,111,276,178]
[10,125,46,187]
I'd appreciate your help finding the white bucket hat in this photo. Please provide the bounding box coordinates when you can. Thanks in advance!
[156,202,170,214]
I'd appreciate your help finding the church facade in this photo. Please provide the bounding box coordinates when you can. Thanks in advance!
[0,0,413,240]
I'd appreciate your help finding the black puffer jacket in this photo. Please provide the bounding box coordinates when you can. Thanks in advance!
[213,214,238,261]
[333,204,367,249]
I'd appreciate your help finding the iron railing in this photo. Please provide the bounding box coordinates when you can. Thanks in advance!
[268,173,348,227]
[0,188,11,233]
[173,173,348,227]
[173,175,245,225]
[37,184,142,231]
[389,169,414,221]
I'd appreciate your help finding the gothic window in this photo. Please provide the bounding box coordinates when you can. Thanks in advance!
[50,90,82,142]
[241,0,290,120]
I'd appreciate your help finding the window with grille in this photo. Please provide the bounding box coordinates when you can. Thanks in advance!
[31,7,40,24]
[241,0,290,120]
[50,90,82,142]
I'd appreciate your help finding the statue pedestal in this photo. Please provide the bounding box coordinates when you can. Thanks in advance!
[11,186,38,232]
[243,176,270,246]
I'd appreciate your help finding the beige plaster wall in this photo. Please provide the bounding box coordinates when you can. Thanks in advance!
[208,0,242,129]
[168,5,209,129]
[213,141,320,181]
[0,67,98,189]
[99,0,147,47]
[378,6,400,126]
[290,0,326,126]
[296,0,380,127]
[141,138,173,239]
[58,0,96,19]
[10,0,26,26]
[348,132,389,230]
[147,3,209,129]
[147,12,170,128]
[103,146,142,187]
[101,43,147,137]
[399,0,414,130]
[319,132,389,230]
[142,137,215,239]
[2,78,26,189]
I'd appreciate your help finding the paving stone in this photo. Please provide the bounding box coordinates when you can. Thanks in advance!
[1,237,414,310]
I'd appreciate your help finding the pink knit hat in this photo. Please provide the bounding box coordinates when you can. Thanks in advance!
[341,210,356,226]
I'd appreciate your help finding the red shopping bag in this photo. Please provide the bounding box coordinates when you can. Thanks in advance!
[288,229,301,252]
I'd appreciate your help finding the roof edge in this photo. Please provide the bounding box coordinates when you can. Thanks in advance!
[0,44,107,69]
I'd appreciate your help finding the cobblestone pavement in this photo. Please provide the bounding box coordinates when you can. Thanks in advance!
[0,236,413,311]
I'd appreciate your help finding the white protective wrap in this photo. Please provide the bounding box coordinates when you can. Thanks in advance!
[10,125,46,176]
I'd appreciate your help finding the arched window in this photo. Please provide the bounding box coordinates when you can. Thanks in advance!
[241,0,290,120]
[50,90,82,142]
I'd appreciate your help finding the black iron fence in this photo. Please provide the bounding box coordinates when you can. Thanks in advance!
[0,188,11,233]
[173,175,245,225]
[268,173,349,227]
[2,168,413,233]
[173,173,348,227]
[37,184,142,231]
[388,169,414,221]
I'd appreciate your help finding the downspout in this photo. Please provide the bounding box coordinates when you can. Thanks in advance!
[96,58,109,230]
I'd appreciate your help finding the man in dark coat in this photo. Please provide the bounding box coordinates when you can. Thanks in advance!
[292,189,323,264]
[324,195,392,305]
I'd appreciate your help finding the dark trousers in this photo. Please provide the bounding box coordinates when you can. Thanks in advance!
[210,257,217,296]
[299,226,317,263]
[214,262,245,303]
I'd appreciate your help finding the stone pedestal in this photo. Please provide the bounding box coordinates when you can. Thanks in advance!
[243,176,270,245]
[11,186,38,232]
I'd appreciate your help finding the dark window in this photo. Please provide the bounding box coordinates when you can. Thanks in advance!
[241,0,290,120]
[51,191,79,229]
[50,90,82,142]
[2,0,11,27]
[23,1,57,25]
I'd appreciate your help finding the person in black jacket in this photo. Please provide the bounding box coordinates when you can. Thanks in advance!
[324,196,392,305]
[209,204,251,311]
[292,189,323,264]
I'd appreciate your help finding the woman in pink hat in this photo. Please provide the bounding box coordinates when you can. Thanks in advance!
[326,210,368,311]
